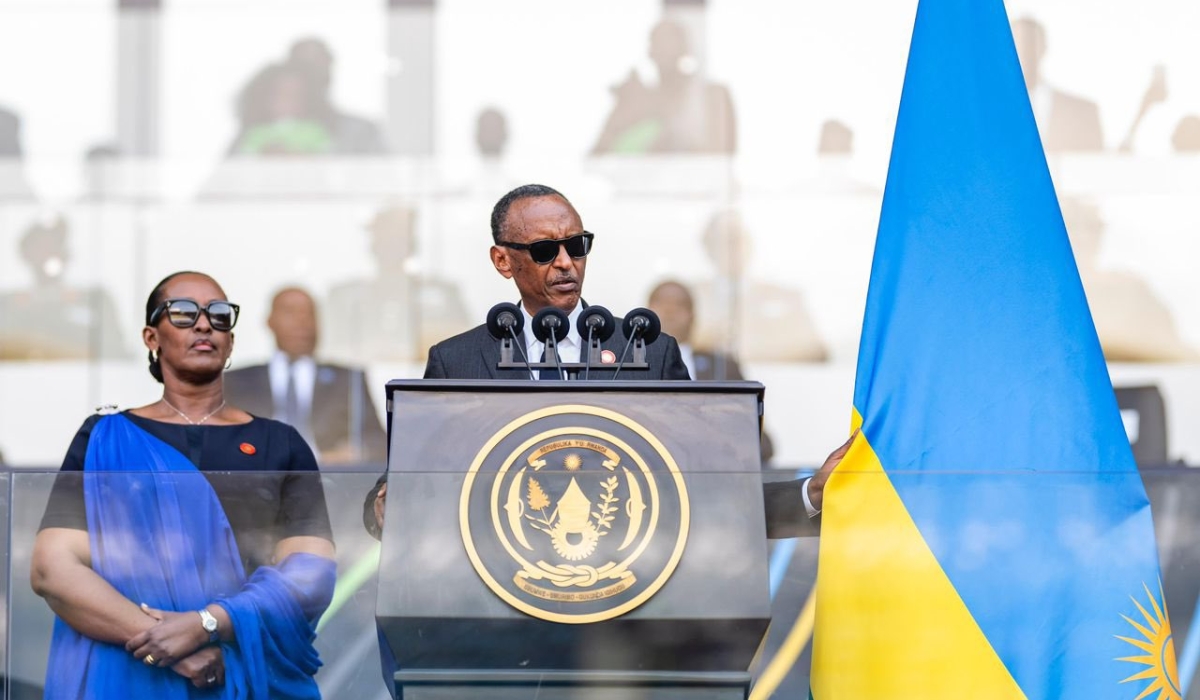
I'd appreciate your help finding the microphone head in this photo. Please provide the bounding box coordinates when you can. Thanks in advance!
[532,306,570,343]
[622,307,662,345]
[577,305,616,343]
[486,302,523,339]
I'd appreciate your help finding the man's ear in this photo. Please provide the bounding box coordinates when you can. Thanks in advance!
[490,245,514,280]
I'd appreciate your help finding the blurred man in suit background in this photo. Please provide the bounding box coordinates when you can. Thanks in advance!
[225,286,386,466]
[648,279,775,464]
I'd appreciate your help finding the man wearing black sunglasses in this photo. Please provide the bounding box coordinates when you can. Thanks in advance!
[367,184,834,541]
[421,183,692,382]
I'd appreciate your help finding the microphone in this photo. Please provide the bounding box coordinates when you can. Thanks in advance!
[486,302,523,339]
[532,307,570,379]
[576,306,615,379]
[613,307,662,380]
[486,302,534,379]
[621,308,662,345]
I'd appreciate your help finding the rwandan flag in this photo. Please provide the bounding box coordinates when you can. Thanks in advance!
[808,0,1180,699]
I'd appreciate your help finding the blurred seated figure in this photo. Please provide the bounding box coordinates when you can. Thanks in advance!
[1013,16,1104,153]
[225,287,387,466]
[1063,196,1198,361]
[286,37,387,154]
[690,210,828,363]
[590,19,736,155]
[0,216,128,360]
[230,62,332,156]
[649,279,775,464]
[229,38,385,156]
[323,205,471,363]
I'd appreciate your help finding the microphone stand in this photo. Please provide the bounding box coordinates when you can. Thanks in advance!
[583,324,597,380]
[545,331,565,380]
[507,325,535,380]
[611,328,639,381]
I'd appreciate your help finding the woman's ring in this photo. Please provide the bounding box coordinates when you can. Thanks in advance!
[143,654,156,665]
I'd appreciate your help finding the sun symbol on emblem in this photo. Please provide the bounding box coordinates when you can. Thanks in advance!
[564,454,582,471]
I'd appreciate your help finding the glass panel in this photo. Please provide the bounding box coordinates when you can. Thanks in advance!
[5,465,1200,697]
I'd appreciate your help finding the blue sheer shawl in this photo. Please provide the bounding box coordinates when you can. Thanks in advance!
[44,413,336,699]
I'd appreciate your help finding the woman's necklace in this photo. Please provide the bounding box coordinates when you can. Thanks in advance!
[161,397,226,425]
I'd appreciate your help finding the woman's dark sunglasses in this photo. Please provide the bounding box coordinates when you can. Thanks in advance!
[149,299,240,331]
[497,232,594,265]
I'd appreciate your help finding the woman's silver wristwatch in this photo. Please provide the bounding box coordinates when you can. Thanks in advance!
[198,608,220,643]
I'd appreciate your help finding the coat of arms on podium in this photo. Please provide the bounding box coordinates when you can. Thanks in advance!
[460,404,690,624]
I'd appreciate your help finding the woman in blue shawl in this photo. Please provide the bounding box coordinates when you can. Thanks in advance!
[31,271,337,698]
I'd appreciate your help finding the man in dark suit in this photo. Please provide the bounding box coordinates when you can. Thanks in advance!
[367,184,840,538]
[225,286,386,465]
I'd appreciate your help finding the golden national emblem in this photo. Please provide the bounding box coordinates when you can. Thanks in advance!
[460,404,690,624]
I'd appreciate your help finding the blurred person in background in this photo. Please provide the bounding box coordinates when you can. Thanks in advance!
[30,271,336,697]
[225,286,386,466]
[1012,16,1104,153]
[690,209,828,363]
[476,107,508,158]
[229,38,386,156]
[286,37,387,155]
[0,216,127,360]
[1062,196,1198,362]
[648,279,775,464]
[230,62,332,156]
[324,204,470,363]
[591,19,736,155]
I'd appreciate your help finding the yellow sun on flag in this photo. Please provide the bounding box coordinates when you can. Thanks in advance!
[1116,581,1181,700]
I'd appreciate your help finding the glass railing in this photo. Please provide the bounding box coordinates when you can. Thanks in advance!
[3,464,1199,699]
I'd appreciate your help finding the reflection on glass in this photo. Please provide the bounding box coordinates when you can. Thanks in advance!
[647,279,776,463]
[1063,196,1199,361]
[591,19,737,155]
[690,209,828,363]
[0,216,128,361]
[322,205,471,363]
[1013,16,1105,153]
[8,469,390,699]
[229,37,387,157]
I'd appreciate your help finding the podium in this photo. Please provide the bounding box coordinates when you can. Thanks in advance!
[377,380,771,699]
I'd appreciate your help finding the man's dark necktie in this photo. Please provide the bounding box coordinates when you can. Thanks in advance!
[285,363,315,442]
[538,345,563,380]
